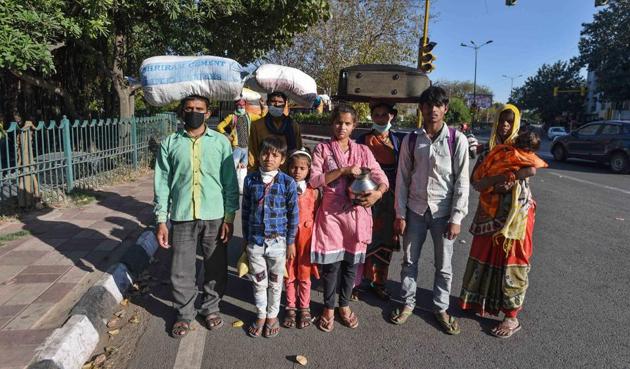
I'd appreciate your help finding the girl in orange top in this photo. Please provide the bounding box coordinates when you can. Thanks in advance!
[283,148,320,329]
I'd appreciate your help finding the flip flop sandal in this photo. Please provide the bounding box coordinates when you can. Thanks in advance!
[339,310,359,329]
[263,319,280,338]
[297,309,312,329]
[204,313,224,331]
[282,308,297,328]
[247,320,263,338]
[434,312,461,335]
[171,320,191,338]
[390,307,413,325]
[491,321,522,339]
[317,314,334,332]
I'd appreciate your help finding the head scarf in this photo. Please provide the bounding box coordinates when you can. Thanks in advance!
[489,104,521,150]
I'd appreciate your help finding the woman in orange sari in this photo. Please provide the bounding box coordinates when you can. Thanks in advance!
[459,104,541,338]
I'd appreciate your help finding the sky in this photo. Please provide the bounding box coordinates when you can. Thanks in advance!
[425,0,599,103]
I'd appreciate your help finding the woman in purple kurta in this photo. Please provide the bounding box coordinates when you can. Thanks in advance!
[309,104,388,332]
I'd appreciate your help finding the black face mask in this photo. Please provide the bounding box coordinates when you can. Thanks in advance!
[183,111,206,129]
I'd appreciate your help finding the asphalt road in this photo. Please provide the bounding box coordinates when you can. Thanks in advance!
[104,137,630,369]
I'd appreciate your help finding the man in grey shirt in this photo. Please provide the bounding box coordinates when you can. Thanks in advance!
[390,86,469,335]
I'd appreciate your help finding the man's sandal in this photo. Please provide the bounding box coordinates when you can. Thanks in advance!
[317,313,334,332]
[171,320,191,338]
[390,307,413,325]
[491,319,521,338]
[339,309,359,329]
[204,313,224,330]
[282,308,297,328]
[434,312,461,335]
[297,308,312,329]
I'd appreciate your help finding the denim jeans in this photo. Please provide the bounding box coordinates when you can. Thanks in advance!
[232,147,248,167]
[247,236,286,319]
[399,209,455,312]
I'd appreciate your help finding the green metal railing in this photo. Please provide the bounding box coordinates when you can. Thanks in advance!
[0,113,177,211]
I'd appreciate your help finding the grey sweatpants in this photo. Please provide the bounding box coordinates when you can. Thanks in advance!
[170,219,227,321]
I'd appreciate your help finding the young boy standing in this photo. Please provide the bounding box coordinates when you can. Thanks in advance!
[241,136,298,338]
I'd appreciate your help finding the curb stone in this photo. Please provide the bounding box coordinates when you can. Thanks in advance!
[27,228,160,369]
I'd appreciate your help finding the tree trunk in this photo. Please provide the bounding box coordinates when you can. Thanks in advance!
[112,33,134,119]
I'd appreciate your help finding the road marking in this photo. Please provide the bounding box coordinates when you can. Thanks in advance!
[172,321,207,369]
[547,171,630,195]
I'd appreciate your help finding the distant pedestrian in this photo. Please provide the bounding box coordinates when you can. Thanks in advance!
[282,148,320,330]
[460,104,540,338]
[390,86,470,335]
[247,92,303,172]
[309,104,389,333]
[242,136,298,338]
[154,95,239,338]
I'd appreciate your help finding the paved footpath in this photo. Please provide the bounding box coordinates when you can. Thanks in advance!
[0,175,154,369]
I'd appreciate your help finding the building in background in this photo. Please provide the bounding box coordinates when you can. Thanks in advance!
[585,70,630,121]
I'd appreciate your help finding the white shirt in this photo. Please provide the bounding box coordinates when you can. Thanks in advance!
[394,124,470,225]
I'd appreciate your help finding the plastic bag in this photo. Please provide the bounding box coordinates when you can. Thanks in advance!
[245,64,317,106]
[140,55,244,106]
[236,167,247,195]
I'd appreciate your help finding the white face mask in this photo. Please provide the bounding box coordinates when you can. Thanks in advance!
[268,106,284,117]
[260,169,278,184]
[372,122,391,134]
[296,180,307,194]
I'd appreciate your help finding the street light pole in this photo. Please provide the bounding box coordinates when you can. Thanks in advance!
[502,74,523,94]
[461,40,493,125]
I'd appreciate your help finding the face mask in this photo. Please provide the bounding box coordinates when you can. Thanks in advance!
[372,122,391,134]
[183,111,206,129]
[268,106,284,118]
[260,169,278,184]
[296,180,307,194]
[235,107,246,115]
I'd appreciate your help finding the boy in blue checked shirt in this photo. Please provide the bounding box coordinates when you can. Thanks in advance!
[242,136,298,338]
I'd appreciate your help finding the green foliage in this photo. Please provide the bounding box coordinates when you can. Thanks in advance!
[435,80,493,100]
[292,112,331,125]
[444,97,471,124]
[265,0,422,95]
[579,0,630,104]
[510,60,585,123]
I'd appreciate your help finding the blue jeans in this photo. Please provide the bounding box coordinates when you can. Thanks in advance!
[232,147,248,167]
[399,209,455,312]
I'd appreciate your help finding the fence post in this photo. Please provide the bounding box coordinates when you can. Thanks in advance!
[61,116,74,192]
[131,117,138,169]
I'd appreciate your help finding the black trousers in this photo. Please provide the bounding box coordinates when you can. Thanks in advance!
[170,219,227,321]
[322,260,358,309]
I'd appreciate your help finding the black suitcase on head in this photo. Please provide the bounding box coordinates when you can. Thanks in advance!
[336,64,431,103]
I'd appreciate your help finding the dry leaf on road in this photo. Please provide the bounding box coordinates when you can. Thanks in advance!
[231,320,244,328]
[296,355,308,366]
[107,329,120,336]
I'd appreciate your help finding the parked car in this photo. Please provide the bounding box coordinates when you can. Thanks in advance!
[551,120,630,173]
[547,126,568,140]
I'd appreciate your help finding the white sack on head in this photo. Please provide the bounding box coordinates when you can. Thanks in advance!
[245,64,317,106]
[140,55,244,106]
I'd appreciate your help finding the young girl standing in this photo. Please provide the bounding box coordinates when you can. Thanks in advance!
[282,148,320,329]
[309,104,389,332]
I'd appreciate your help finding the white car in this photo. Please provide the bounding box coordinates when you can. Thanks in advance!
[547,126,568,140]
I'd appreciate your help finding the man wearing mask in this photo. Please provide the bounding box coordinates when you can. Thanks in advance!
[217,98,266,169]
[353,102,406,301]
[154,95,239,338]
[247,91,303,172]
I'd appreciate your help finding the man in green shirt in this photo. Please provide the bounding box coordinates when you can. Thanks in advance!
[154,94,239,337]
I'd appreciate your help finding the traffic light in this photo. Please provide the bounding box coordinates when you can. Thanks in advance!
[420,41,437,73]
[595,0,608,6]
[506,0,517,5]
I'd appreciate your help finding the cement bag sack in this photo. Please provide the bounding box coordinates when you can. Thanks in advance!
[246,64,317,106]
[140,56,244,106]
[240,87,262,102]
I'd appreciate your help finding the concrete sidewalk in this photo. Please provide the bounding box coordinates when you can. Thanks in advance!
[0,175,155,369]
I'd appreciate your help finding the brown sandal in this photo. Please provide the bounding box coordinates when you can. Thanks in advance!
[171,320,191,338]
[317,312,334,332]
[204,313,224,330]
[339,309,359,329]
[282,308,297,328]
[297,308,312,329]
